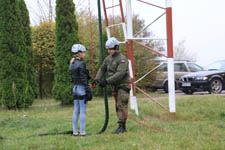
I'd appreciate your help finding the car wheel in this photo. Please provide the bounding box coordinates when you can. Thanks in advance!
[149,88,157,92]
[208,90,212,94]
[175,82,178,90]
[164,82,168,93]
[182,90,193,95]
[209,78,223,94]
[164,81,177,93]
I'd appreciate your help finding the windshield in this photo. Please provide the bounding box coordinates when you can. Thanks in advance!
[187,63,204,72]
[205,60,225,71]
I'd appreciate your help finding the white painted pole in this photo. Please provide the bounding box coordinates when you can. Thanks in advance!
[126,0,133,38]
[106,27,111,39]
[168,58,176,112]
[166,0,176,113]
[126,0,138,115]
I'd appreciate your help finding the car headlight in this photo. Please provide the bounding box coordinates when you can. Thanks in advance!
[195,76,208,81]
[179,77,184,81]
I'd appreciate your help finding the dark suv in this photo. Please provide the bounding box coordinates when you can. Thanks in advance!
[150,61,204,92]
[178,60,225,94]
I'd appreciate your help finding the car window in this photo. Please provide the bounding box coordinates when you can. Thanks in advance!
[187,63,204,72]
[158,63,167,72]
[174,63,187,72]
[205,60,225,70]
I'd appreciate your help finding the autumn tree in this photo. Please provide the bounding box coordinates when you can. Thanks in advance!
[174,40,197,62]
[32,22,55,98]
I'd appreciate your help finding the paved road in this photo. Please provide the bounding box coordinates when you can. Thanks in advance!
[156,89,225,96]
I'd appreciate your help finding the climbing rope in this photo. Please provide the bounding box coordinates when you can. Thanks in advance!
[112,91,172,133]
[88,0,95,78]
[112,0,116,37]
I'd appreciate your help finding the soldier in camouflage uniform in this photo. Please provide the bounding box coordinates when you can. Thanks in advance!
[92,37,131,134]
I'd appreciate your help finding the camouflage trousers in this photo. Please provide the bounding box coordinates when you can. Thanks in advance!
[112,84,130,123]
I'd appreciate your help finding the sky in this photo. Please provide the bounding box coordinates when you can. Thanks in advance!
[122,0,225,67]
[25,0,225,67]
[170,0,225,66]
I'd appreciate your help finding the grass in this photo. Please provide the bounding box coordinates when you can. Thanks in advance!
[0,94,225,150]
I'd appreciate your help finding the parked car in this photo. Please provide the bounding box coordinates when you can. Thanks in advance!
[150,60,204,92]
[178,60,225,94]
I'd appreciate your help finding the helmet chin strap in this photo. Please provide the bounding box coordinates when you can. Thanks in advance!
[114,45,119,50]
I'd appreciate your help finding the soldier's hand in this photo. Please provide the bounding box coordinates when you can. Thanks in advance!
[99,80,107,88]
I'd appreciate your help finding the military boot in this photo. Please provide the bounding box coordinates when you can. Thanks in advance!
[122,122,127,132]
[112,122,126,134]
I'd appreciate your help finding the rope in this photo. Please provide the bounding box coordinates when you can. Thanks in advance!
[88,0,95,78]
[112,91,171,133]
[112,0,116,37]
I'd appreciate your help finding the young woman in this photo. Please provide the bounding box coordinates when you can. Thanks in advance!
[69,44,92,136]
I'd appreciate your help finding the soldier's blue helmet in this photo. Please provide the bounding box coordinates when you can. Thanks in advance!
[105,37,119,50]
[71,44,86,53]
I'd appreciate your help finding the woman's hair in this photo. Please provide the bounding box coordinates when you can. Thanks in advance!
[73,51,82,58]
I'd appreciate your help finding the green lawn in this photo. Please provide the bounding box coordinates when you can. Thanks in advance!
[0,94,224,150]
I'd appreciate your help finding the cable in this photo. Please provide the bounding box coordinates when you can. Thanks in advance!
[0,130,74,141]
[88,0,95,79]
[97,0,109,134]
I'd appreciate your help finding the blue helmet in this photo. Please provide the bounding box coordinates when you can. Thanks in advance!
[71,44,86,53]
[105,37,119,50]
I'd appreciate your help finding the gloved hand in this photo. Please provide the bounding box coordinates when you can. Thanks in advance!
[99,80,107,87]
[91,79,99,88]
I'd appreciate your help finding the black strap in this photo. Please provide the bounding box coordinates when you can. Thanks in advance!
[73,95,86,100]
[114,86,130,93]
[121,87,130,93]
[73,80,82,84]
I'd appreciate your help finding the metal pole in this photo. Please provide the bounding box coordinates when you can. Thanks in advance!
[126,0,138,115]
[166,0,176,113]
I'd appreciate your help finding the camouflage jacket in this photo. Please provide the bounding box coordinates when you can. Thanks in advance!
[95,52,131,86]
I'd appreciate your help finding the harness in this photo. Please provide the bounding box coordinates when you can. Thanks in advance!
[73,79,83,85]
[73,95,86,100]
[113,85,131,93]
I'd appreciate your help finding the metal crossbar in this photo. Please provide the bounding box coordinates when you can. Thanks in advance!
[135,86,169,112]
[106,4,120,9]
[134,12,166,37]
[136,0,165,10]
[133,40,167,58]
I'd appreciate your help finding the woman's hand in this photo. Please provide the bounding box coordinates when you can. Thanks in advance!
[70,58,75,64]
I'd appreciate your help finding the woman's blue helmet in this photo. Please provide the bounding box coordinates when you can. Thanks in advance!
[71,44,86,53]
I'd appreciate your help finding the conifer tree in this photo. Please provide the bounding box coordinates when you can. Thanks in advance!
[0,0,35,109]
[52,0,79,104]
[18,0,37,106]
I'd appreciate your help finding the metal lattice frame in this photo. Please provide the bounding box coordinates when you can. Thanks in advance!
[101,0,176,114]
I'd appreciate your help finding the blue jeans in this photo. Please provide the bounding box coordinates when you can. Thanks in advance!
[72,85,87,134]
